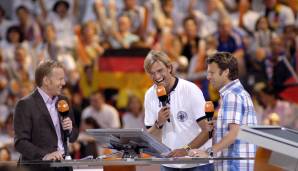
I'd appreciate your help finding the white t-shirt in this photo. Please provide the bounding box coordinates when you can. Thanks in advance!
[82,104,121,129]
[122,112,145,129]
[144,78,211,168]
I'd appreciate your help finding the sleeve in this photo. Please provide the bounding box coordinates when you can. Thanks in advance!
[144,91,157,127]
[222,93,243,125]
[188,84,206,121]
[14,99,47,160]
[110,107,121,128]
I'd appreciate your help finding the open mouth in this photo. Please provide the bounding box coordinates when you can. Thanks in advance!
[155,78,164,85]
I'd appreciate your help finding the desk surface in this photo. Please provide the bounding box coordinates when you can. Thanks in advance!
[49,157,253,168]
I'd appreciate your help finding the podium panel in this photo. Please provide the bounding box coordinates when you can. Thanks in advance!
[238,126,298,171]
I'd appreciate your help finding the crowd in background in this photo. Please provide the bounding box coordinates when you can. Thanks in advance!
[0,0,298,161]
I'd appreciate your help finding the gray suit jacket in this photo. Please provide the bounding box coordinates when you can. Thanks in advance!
[14,89,79,162]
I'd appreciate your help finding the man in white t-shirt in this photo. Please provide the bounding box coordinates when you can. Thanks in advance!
[143,50,213,171]
[81,91,120,129]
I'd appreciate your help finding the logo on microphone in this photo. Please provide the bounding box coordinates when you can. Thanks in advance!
[177,111,188,122]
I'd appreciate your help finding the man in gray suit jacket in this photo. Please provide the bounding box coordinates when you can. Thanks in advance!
[14,60,79,171]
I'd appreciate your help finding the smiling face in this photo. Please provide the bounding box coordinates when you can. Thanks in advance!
[43,67,65,97]
[148,60,174,92]
[207,62,229,90]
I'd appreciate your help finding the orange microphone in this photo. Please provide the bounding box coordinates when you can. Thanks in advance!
[156,85,170,122]
[56,99,72,160]
[205,101,214,138]
[57,99,70,118]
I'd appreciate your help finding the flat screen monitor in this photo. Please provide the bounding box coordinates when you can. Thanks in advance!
[87,128,171,158]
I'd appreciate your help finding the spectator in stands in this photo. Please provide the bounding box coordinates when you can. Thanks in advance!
[108,15,140,49]
[78,63,100,101]
[71,117,99,159]
[255,87,298,128]
[7,45,33,82]
[215,17,246,76]
[35,24,59,61]
[266,35,292,93]
[263,0,295,33]
[0,6,13,42]
[180,16,206,70]
[40,0,79,49]
[1,26,29,64]
[119,0,147,37]
[191,0,229,38]
[75,21,104,65]
[15,5,42,47]
[229,0,260,35]
[254,16,276,56]
[81,91,121,128]
[150,0,182,61]
[122,95,145,129]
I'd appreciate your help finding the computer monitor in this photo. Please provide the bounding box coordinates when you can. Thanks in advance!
[87,128,171,158]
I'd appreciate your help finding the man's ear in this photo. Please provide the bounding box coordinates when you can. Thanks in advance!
[223,68,229,78]
[169,64,174,75]
[43,76,48,86]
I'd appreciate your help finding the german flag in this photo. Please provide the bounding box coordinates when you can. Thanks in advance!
[97,48,153,108]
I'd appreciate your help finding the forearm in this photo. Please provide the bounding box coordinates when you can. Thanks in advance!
[188,130,209,149]
[212,126,239,153]
[147,126,162,142]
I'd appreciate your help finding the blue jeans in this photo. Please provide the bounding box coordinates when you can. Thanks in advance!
[161,164,214,171]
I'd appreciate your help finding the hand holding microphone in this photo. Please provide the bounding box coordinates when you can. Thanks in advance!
[57,100,72,136]
[156,85,170,122]
[56,99,73,160]
[205,101,214,138]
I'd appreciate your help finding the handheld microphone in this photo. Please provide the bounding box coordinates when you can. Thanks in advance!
[57,99,70,118]
[205,101,214,138]
[156,85,170,122]
[56,99,72,160]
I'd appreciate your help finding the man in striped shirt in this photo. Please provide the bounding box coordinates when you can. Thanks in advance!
[189,52,257,171]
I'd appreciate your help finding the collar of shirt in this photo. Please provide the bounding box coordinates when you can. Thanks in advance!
[219,79,241,98]
[37,87,58,105]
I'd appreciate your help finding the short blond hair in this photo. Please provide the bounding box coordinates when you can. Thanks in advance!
[144,50,172,74]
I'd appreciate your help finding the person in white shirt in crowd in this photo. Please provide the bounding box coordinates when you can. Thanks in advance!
[39,0,79,50]
[262,0,295,33]
[15,5,42,47]
[122,95,145,129]
[144,50,212,171]
[1,26,30,65]
[81,91,121,128]
[191,0,229,38]
[229,0,260,35]
[108,14,140,49]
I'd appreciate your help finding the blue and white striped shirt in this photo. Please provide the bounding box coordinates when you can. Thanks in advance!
[214,79,257,171]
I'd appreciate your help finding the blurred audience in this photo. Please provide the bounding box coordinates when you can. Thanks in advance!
[122,95,145,129]
[0,0,298,162]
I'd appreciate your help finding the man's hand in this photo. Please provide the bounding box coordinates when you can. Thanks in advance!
[167,148,188,157]
[188,149,208,158]
[42,151,64,161]
[157,106,170,125]
[62,117,73,131]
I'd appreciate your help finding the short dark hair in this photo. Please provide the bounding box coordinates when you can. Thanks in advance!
[35,60,64,87]
[206,52,238,80]
[6,25,24,43]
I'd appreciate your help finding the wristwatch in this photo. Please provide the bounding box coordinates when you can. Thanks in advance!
[182,145,192,152]
[154,120,163,129]
[206,147,214,158]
